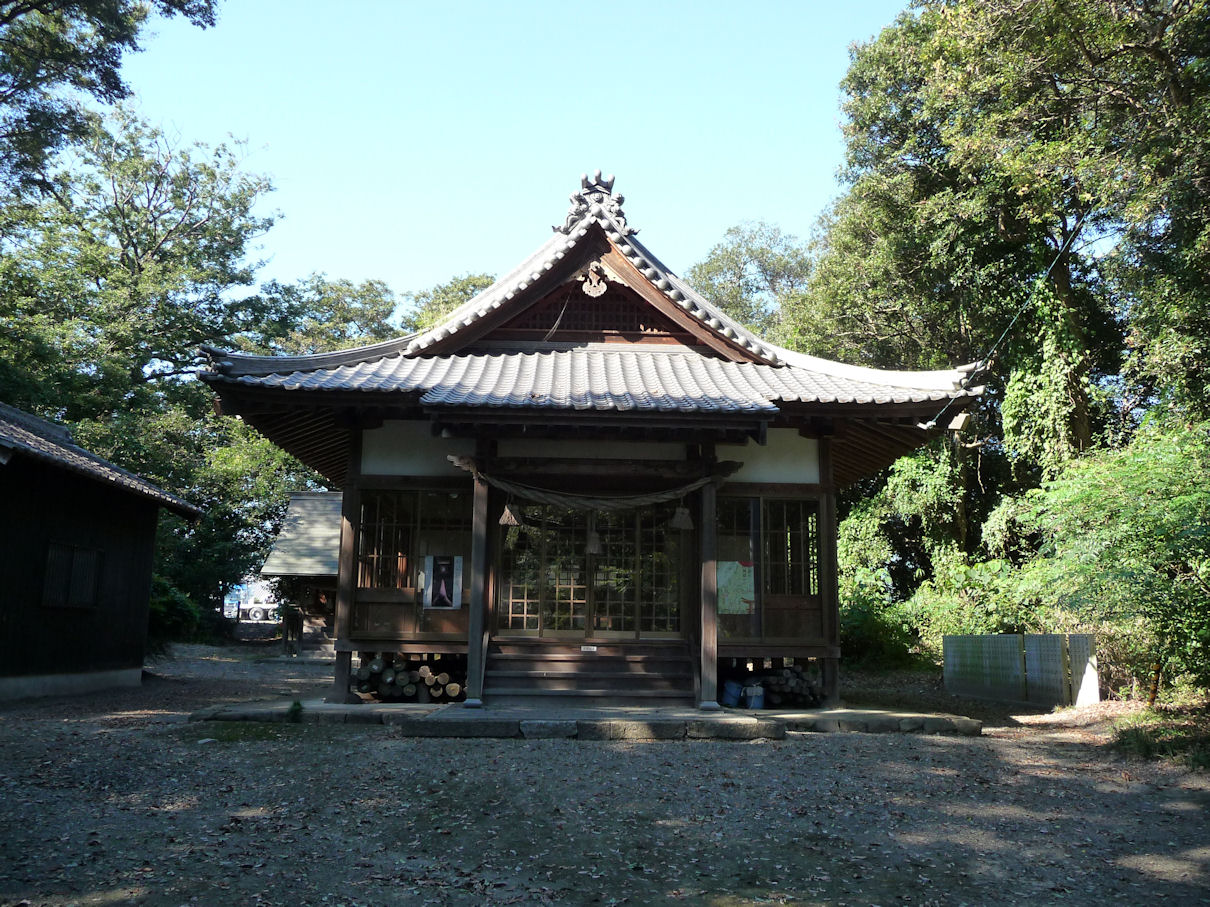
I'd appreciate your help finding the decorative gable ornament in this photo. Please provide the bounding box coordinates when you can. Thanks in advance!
[555,169,636,236]
[579,261,608,297]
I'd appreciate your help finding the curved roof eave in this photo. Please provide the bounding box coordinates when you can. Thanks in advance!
[201,174,979,395]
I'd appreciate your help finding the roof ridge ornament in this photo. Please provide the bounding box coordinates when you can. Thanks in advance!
[554,169,637,236]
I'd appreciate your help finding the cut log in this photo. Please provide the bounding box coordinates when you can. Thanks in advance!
[435,672,450,686]
[444,682,462,699]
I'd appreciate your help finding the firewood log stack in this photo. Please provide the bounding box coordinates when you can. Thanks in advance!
[351,652,467,703]
[727,660,822,708]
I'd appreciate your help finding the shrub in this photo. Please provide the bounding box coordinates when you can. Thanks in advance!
[147,573,200,648]
[839,575,920,668]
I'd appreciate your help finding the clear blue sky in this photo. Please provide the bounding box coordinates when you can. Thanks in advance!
[121,1,909,298]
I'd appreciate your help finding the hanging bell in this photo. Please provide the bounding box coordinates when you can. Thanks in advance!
[669,504,695,531]
[499,501,525,527]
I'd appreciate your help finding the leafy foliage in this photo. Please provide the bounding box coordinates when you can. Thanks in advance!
[399,272,495,333]
[244,275,397,355]
[1017,419,1210,687]
[684,222,811,339]
[0,110,275,418]
[0,0,216,195]
[146,573,200,649]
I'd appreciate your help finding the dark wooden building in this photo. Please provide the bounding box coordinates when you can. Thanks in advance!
[203,173,980,707]
[0,403,200,699]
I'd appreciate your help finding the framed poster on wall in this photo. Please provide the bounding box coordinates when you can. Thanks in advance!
[422,555,463,609]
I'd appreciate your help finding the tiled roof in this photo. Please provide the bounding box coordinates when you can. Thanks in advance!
[399,173,784,364]
[202,173,982,421]
[260,492,341,577]
[218,346,976,414]
[0,402,201,518]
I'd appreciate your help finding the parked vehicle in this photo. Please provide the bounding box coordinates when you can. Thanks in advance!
[222,581,278,621]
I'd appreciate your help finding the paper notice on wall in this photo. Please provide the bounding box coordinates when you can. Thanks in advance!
[717,560,755,615]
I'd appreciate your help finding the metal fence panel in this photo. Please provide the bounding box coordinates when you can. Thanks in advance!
[1024,634,1069,706]
[943,633,1101,706]
[944,634,1026,701]
[1067,634,1100,706]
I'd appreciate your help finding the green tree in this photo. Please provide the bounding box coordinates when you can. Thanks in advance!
[0,109,328,618]
[246,274,397,355]
[0,0,216,195]
[0,109,276,419]
[399,272,495,333]
[804,1,1208,675]
[685,222,811,339]
[1016,418,1210,690]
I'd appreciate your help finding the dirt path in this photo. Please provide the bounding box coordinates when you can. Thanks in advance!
[1,646,1207,906]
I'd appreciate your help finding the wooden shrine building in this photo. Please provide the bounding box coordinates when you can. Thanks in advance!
[0,403,201,699]
[203,173,979,707]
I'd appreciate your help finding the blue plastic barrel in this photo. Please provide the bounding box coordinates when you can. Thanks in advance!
[722,679,743,707]
[742,684,765,709]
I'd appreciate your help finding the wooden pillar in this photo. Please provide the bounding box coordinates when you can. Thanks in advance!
[463,462,490,708]
[699,479,720,710]
[819,437,840,706]
[327,431,362,703]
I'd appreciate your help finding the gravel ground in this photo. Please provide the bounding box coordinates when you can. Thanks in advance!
[2,644,1208,906]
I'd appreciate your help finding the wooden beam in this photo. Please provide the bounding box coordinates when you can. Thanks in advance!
[818,438,840,706]
[699,460,720,710]
[327,431,362,703]
[463,440,491,707]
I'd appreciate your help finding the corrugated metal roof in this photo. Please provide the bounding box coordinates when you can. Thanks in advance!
[220,347,973,413]
[260,492,341,577]
[0,403,201,518]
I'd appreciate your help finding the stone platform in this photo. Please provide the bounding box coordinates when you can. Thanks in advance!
[189,700,982,740]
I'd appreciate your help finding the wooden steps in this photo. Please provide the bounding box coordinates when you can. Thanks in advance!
[483,639,696,706]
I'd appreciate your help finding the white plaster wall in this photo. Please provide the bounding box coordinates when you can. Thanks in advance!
[361,421,475,476]
[496,439,685,460]
[718,429,820,484]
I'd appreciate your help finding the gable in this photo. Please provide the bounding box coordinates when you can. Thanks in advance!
[422,225,768,362]
[475,277,703,348]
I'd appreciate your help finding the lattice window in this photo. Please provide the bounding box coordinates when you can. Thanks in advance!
[718,497,822,641]
[498,504,681,637]
[594,511,637,633]
[544,509,588,631]
[357,490,473,592]
[501,526,541,631]
[358,492,414,589]
[639,507,681,634]
[762,499,819,597]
